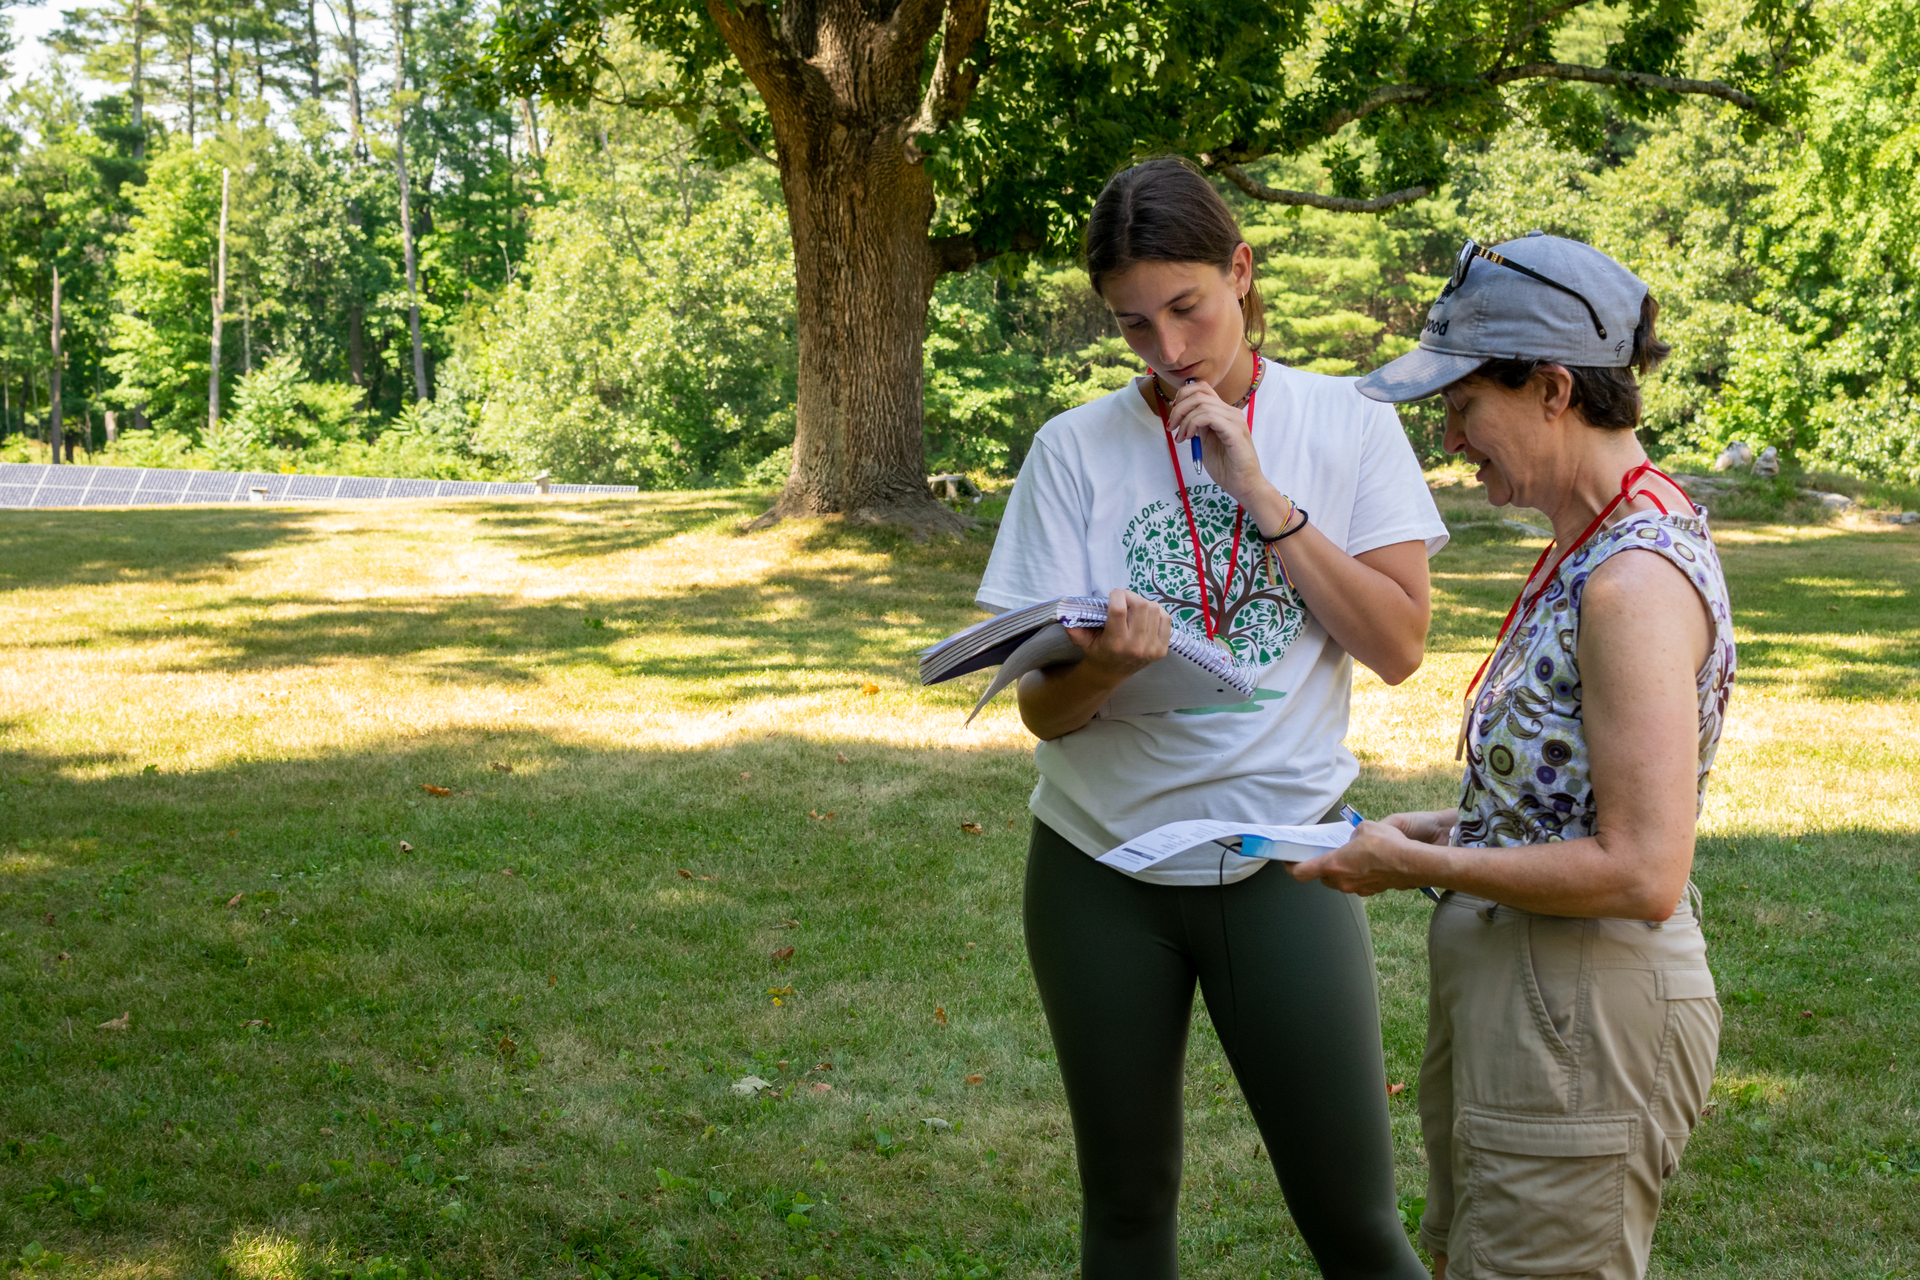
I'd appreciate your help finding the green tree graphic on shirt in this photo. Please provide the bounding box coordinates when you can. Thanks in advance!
[1121,490,1304,669]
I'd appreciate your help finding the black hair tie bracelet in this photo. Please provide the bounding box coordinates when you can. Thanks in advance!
[1253,506,1309,543]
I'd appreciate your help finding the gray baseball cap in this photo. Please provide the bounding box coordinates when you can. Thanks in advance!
[1356,232,1650,403]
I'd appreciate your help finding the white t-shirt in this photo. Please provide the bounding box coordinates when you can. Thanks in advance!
[977,358,1449,886]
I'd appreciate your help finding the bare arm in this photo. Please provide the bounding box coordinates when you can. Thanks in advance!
[1258,529,1432,684]
[1015,589,1172,740]
[1166,381,1432,683]
[1292,549,1712,921]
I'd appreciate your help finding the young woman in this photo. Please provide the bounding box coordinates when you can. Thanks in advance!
[1293,234,1731,1279]
[976,157,1446,1279]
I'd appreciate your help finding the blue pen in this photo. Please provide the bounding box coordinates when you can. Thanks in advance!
[1185,378,1203,464]
[1341,805,1443,903]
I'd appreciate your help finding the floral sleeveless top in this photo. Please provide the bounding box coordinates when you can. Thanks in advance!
[1457,507,1737,847]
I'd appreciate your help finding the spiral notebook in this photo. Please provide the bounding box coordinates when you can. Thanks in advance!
[919,596,1259,722]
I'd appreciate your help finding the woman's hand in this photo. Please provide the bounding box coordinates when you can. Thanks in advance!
[1384,808,1458,846]
[1016,590,1170,740]
[1070,589,1172,677]
[1163,379,1277,512]
[1289,820,1447,897]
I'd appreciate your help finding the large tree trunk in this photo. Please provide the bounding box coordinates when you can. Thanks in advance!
[711,0,985,538]
[763,135,956,533]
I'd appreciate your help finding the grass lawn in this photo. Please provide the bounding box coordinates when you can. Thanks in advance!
[0,483,1915,1280]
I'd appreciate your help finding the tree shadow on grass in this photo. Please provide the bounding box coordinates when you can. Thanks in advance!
[0,726,1056,1279]
[0,493,779,594]
[1426,526,1920,700]
[0,506,328,589]
[41,532,998,694]
[2,726,1915,1279]
[467,493,769,565]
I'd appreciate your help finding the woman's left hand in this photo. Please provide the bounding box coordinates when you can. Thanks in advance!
[1164,379,1272,509]
[1289,820,1443,897]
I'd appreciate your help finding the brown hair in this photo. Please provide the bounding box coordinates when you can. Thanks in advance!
[1470,295,1673,430]
[1085,157,1266,350]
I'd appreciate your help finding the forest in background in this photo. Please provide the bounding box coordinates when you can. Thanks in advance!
[0,0,1916,488]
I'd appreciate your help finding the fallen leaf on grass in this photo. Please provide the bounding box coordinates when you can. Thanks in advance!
[490,762,514,773]
[548,973,557,987]
[965,1074,984,1085]
[836,752,848,764]
[861,682,880,695]
[771,946,795,962]
[1801,1010,1815,1019]
[934,1006,948,1025]
[809,810,835,821]
[921,1118,951,1132]
[398,841,413,853]
[813,1062,834,1072]
[241,1019,271,1029]
[779,918,800,929]
[809,1082,832,1095]
[98,1011,131,1031]
[676,869,717,882]
[496,1036,517,1058]
[739,771,752,780]
[225,893,244,908]
[960,822,983,835]
[55,951,70,963]
[731,1075,772,1097]
[1387,1082,1406,1096]
[421,785,452,797]
[499,867,517,877]
[41,912,55,927]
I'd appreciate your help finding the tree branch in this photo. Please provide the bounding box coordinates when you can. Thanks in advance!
[1486,61,1760,111]
[1207,159,1431,213]
[930,224,1046,276]
[909,0,990,140]
[704,0,809,122]
[1212,57,1762,173]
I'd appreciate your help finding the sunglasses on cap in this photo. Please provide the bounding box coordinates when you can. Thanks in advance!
[1447,239,1609,340]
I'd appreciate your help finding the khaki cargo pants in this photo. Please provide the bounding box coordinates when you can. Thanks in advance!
[1419,891,1721,1279]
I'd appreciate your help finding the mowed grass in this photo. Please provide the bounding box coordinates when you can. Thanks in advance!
[0,485,1915,1280]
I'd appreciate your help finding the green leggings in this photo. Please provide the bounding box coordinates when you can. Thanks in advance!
[1023,819,1427,1280]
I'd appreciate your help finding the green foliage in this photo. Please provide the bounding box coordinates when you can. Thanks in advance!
[471,98,796,487]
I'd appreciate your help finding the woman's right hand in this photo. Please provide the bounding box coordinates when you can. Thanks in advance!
[1018,590,1171,740]
[1069,589,1171,679]
[1384,808,1457,846]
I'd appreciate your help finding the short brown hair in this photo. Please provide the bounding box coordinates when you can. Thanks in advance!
[1469,294,1673,430]
[1085,157,1266,350]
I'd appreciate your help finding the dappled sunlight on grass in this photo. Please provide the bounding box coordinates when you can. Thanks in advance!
[0,486,1915,1278]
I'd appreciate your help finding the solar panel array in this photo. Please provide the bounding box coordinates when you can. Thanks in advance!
[0,463,638,509]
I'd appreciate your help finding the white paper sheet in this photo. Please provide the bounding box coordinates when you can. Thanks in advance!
[1095,820,1353,875]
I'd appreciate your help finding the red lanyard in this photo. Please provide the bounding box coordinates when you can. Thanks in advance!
[1456,459,1681,757]
[1146,359,1262,642]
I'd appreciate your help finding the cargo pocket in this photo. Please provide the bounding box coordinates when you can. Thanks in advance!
[1463,1108,1633,1275]
[1654,968,1721,1177]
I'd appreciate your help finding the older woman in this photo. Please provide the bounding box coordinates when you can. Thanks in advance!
[1291,233,1734,1280]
